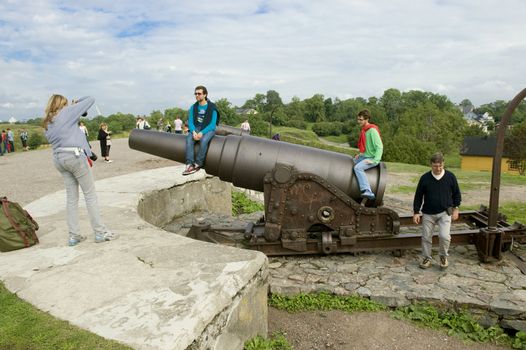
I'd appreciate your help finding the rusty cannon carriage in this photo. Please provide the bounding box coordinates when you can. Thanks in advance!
[129,89,526,264]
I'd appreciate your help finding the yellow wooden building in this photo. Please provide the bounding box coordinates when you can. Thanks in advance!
[460,136,520,174]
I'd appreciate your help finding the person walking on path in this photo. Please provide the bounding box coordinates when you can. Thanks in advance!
[79,121,89,141]
[240,119,251,134]
[43,94,115,246]
[0,129,6,155]
[136,116,151,130]
[354,109,383,200]
[413,152,461,270]
[182,85,218,175]
[174,116,183,134]
[7,128,15,152]
[98,123,113,163]
[20,129,29,151]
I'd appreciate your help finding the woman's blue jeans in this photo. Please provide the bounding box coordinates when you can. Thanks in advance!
[53,152,108,240]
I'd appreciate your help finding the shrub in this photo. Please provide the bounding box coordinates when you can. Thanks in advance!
[27,131,46,149]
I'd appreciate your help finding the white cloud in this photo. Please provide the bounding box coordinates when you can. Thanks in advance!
[0,0,525,120]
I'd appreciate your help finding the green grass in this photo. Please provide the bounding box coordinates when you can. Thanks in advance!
[322,134,349,144]
[393,303,524,348]
[232,191,264,216]
[270,292,386,313]
[501,202,526,223]
[0,282,131,350]
[244,333,292,350]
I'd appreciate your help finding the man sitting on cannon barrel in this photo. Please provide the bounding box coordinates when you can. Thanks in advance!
[182,85,219,175]
[354,109,383,200]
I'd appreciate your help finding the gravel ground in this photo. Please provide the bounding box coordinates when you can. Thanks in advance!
[0,138,512,350]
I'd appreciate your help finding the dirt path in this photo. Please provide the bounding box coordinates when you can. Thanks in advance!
[1,138,517,350]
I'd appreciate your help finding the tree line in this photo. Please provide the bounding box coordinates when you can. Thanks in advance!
[21,88,526,169]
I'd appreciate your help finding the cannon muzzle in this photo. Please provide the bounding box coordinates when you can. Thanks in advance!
[129,129,386,206]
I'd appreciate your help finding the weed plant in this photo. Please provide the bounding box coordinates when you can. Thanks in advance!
[393,303,526,349]
[244,333,292,350]
[232,191,264,216]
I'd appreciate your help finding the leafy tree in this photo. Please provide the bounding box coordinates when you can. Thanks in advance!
[504,121,526,175]
[284,96,305,120]
[380,88,402,122]
[108,121,124,133]
[264,90,283,113]
[383,134,435,165]
[459,99,473,109]
[303,94,326,122]
[247,116,269,137]
[463,124,486,137]
[26,117,43,125]
[215,98,240,126]
[148,110,164,128]
[164,107,187,123]
[312,122,343,136]
[242,93,266,112]
[324,97,336,121]
[107,113,135,131]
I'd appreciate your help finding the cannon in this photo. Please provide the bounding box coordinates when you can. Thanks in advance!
[129,112,526,260]
[129,128,400,254]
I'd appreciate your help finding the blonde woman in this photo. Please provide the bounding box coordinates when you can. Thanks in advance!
[98,123,113,163]
[43,95,115,246]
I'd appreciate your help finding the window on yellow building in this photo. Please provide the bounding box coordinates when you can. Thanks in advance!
[508,160,520,171]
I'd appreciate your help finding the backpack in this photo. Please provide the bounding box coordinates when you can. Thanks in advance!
[0,197,39,252]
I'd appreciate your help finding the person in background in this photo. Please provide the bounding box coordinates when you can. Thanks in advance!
[42,94,115,246]
[353,109,383,201]
[98,123,113,163]
[7,128,15,152]
[0,129,6,155]
[271,133,281,141]
[136,116,151,130]
[165,123,172,133]
[157,118,164,131]
[240,119,251,134]
[413,152,461,270]
[20,129,29,151]
[182,85,218,175]
[174,116,183,134]
[79,121,89,141]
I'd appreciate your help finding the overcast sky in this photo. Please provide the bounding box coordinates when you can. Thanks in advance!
[1,0,525,120]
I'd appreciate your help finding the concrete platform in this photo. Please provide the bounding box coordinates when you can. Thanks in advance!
[0,166,268,350]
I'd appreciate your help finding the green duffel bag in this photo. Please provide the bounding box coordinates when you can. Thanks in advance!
[0,197,39,252]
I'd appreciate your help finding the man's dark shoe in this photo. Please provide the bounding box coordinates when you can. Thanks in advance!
[182,164,197,176]
[360,190,375,200]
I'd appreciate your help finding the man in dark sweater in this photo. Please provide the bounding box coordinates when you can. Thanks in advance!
[413,152,461,269]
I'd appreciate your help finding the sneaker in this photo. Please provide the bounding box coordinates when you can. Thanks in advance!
[95,232,118,243]
[182,164,197,176]
[105,159,113,163]
[68,235,86,246]
[193,164,202,172]
[440,256,449,269]
[419,258,431,269]
[360,190,376,200]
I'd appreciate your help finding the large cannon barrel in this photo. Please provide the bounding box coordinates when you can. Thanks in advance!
[129,129,386,206]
